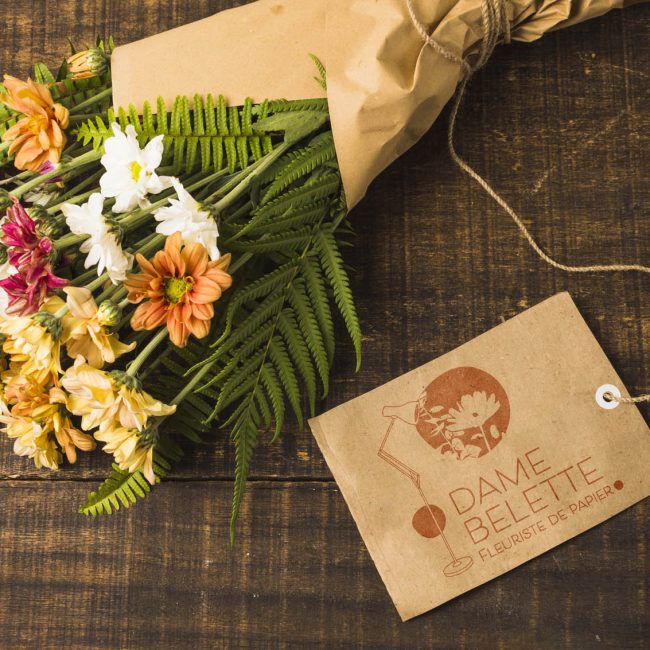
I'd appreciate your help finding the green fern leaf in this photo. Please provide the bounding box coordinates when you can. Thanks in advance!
[286,283,330,395]
[261,132,336,203]
[316,229,362,371]
[277,311,317,416]
[78,440,182,516]
[230,414,259,544]
[303,256,336,365]
[268,338,303,429]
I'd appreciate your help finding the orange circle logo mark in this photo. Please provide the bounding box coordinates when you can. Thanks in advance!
[415,367,510,460]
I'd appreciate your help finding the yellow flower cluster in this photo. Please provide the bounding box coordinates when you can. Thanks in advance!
[0,289,174,481]
[63,358,175,483]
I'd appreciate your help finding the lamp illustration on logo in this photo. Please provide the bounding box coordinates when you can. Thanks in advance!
[377,367,511,578]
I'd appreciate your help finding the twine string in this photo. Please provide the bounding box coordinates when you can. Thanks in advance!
[604,392,648,405]
[407,0,650,405]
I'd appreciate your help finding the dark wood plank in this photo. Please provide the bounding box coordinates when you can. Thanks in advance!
[0,481,646,650]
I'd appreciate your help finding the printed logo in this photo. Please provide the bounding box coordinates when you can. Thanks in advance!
[378,367,508,577]
[416,367,510,460]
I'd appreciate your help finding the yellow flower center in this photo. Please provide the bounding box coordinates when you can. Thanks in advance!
[130,161,144,182]
[164,276,194,304]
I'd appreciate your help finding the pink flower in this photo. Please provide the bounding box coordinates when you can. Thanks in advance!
[0,266,67,316]
[2,198,53,268]
[0,198,67,315]
[1,199,49,265]
[39,161,56,175]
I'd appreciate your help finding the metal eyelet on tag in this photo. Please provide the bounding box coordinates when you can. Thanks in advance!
[595,384,621,410]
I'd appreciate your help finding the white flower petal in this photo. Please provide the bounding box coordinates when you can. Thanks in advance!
[61,193,106,238]
[100,123,170,213]
[142,134,165,171]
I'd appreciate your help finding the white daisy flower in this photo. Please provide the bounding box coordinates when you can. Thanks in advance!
[99,123,173,213]
[61,192,107,239]
[82,233,133,284]
[153,178,221,260]
[61,193,133,284]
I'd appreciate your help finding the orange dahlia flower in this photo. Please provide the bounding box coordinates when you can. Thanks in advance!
[124,232,232,348]
[0,75,70,171]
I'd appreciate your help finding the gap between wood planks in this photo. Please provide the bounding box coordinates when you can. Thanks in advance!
[0,474,336,483]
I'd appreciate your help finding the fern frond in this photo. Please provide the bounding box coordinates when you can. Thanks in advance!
[303,256,336,365]
[277,311,317,416]
[286,283,330,395]
[229,412,259,545]
[74,94,284,175]
[316,229,362,371]
[261,132,335,203]
[78,439,182,516]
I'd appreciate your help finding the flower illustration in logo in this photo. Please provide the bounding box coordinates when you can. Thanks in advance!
[447,390,500,452]
[414,367,510,459]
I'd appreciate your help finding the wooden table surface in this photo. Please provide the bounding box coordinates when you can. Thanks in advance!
[1,1,649,648]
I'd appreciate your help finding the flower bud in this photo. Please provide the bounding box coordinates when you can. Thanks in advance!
[29,206,65,240]
[97,300,122,328]
[139,424,160,449]
[67,48,109,80]
[33,311,62,340]
[108,370,140,390]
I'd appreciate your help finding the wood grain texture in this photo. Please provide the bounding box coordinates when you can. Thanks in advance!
[0,0,649,647]
[0,482,647,650]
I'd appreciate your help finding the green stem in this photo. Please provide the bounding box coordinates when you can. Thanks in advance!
[55,167,229,252]
[12,149,101,199]
[0,168,34,186]
[207,142,291,212]
[85,272,109,293]
[228,252,252,275]
[70,266,101,287]
[171,356,218,406]
[48,189,96,214]
[116,306,135,332]
[47,169,104,212]
[133,234,164,258]
[69,88,112,114]
[127,328,169,377]
[53,232,88,250]
[95,284,126,305]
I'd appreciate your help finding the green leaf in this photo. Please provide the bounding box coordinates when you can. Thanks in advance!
[78,441,182,516]
[316,230,362,371]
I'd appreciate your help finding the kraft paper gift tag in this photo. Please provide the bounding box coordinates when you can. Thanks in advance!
[309,292,650,621]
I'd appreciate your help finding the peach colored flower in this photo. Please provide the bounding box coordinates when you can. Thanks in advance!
[94,423,157,484]
[0,75,69,171]
[63,287,135,368]
[124,232,232,348]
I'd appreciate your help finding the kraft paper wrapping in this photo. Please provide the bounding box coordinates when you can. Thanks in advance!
[111,0,643,209]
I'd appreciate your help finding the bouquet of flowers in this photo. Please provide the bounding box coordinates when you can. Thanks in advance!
[0,0,640,538]
[0,39,359,538]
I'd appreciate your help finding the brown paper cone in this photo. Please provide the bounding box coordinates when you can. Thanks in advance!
[111,0,644,209]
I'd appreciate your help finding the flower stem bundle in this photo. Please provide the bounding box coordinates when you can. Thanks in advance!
[0,38,360,539]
